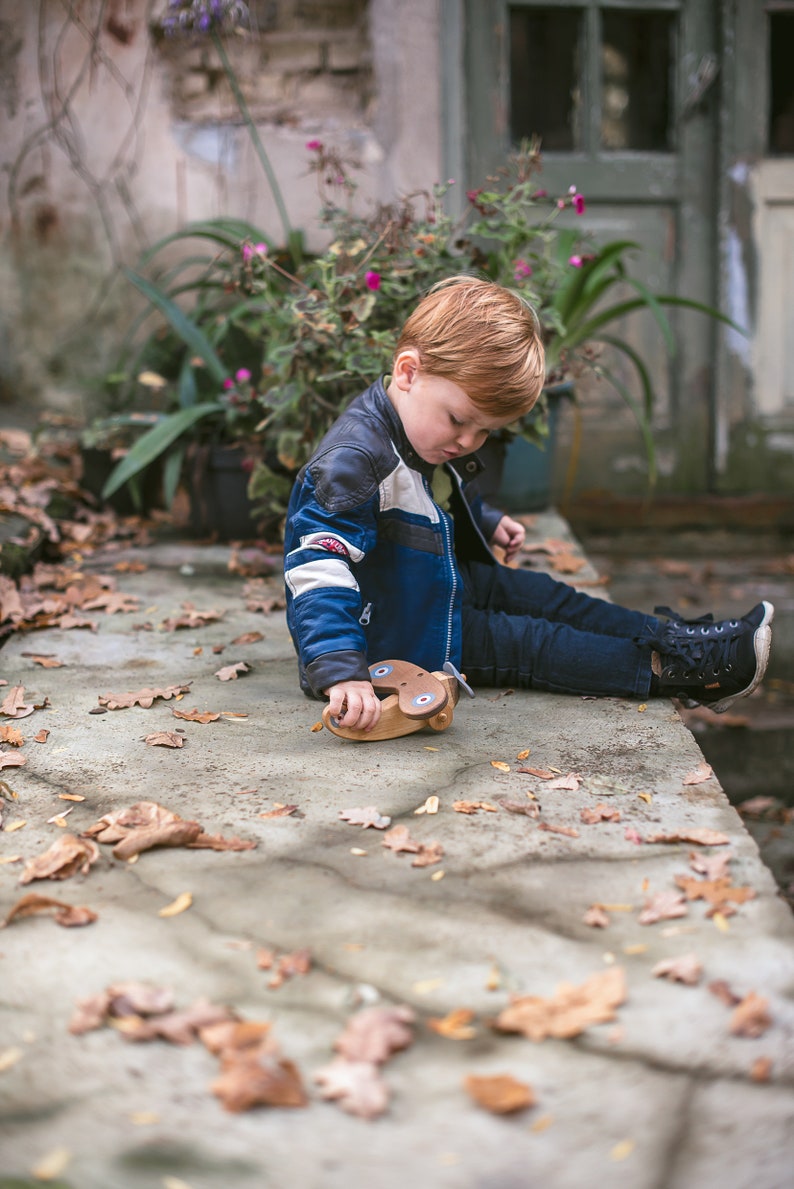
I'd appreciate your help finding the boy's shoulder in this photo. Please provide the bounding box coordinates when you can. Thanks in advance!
[301,381,401,512]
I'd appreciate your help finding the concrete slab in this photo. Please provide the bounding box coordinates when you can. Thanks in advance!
[1,514,793,1189]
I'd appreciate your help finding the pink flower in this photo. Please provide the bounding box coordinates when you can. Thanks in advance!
[568,255,583,268]
[365,271,381,291]
[466,188,483,204]
[223,378,235,390]
[513,258,532,281]
[305,139,323,152]
[254,242,268,256]
[235,368,252,383]
[557,199,566,210]
[241,243,253,263]
[535,188,548,199]
[572,193,586,215]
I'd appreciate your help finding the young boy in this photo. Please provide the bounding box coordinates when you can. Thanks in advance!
[284,276,773,732]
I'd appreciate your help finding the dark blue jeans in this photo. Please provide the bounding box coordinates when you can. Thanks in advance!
[460,561,657,698]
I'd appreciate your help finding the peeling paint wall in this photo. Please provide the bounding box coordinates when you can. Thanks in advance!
[0,0,441,415]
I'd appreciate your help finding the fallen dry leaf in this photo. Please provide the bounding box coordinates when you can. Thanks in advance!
[464,1072,535,1114]
[646,828,730,847]
[334,1005,416,1065]
[538,821,579,838]
[30,1147,72,1182]
[583,905,611,928]
[637,890,688,925]
[0,752,25,771]
[750,1056,773,1082]
[212,1052,307,1111]
[160,605,225,631]
[69,982,175,1034]
[545,773,581,791]
[689,849,732,880]
[427,1008,476,1040]
[259,805,298,819]
[674,874,756,910]
[411,841,444,867]
[215,662,250,681]
[495,966,626,1041]
[314,1057,389,1119]
[414,795,439,815]
[0,685,35,719]
[624,826,645,845]
[1,892,97,929]
[730,992,772,1038]
[34,728,49,743]
[651,954,703,985]
[231,631,264,645]
[517,767,556,779]
[83,801,204,859]
[682,762,714,785]
[580,804,622,825]
[98,683,192,710]
[339,806,392,830]
[0,1046,24,1072]
[490,761,511,773]
[497,797,540,818]
[381,824,421,854]
[19,834,100,885]
[188,831,257,852]
[263,949,312,989]
[708,980,741,1007]
[0,725,23,746]
[453,800,499,814]
[172,708,221,723]
[144,730,184,748]
[158,892,193,918]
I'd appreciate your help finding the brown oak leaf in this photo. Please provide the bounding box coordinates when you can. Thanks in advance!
[19,834,100,885]
[188,832,257,851]
[1,892,97,929]
[674,874,756,909]
[583,905,611,928]
[637,890,688,925]
[144,730,184,748]
[545,772,582,791]
[160,606,225,631]
[730,992,772,1038]
[453,800,499,814]
[411,841,444,867]
[214,662,250,681]
[231,631,264,645]
[464,1073,535,1114]
[538,821,579,838]
[172,708,221,723]
[334,1005,416,1065]
[212,1052,307,1112]
[381,825,421,854]
[314,1058,389,1119]
[498,798,540,818]
[0,725,24,746]
[97,683,192,710]
[339,806,392,829]
[652,954,703,985]
[0,686,35,719]
[646,828,730,847]
[495,966,627,1041]
[689,849,732,880]
[0,752,25,770]
[580,804,622,824]
[427,1008,476,1040]
[682,762,714,785]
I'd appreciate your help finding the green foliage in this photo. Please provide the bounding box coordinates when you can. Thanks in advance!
[99,136,742,515]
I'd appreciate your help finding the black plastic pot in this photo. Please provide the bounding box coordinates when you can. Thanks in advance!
[187,443,261,540]
[80,446,163,516]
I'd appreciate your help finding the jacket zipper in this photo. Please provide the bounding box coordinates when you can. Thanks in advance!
[359,601,372,626]
[439,509,456,664]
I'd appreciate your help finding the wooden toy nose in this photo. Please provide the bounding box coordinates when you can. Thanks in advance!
[368,659,449,719]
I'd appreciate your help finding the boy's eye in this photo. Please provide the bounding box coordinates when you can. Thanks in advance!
[449,414,462,427]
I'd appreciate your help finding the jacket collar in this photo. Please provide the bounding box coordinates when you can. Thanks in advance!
[365,376,486,481]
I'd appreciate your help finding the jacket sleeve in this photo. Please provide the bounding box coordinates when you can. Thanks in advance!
[284,447,380,697]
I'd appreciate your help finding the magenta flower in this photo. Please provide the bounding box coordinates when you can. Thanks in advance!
[557,199,566,210]
[305,139,323,152]
[568,255,583,268]
[466,188,483,204]
[223,378,235,390]
[235,368,252,383]
[241,243,253,264]
[513,258,532,282]
[254,242,268,256]
[365,271,382,291]
[572,193,586,215]
[535,188,548,199]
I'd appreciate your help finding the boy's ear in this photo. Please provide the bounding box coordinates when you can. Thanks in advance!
[392,348,420,389]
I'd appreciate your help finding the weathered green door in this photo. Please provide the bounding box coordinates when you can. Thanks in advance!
[456,0,722,498]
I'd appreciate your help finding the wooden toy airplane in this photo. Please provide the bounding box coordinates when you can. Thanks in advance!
[322,659,474,742]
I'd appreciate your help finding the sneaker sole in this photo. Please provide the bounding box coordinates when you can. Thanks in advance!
[709,600,775,713]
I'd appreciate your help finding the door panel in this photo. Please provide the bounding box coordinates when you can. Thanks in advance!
[462,0,720,497]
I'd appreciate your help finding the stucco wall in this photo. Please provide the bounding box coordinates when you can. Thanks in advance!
[0,0,442,416]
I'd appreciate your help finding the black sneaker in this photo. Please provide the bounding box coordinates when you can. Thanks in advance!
[644,601,774,713]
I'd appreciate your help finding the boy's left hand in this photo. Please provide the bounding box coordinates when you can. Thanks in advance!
[491,514,526,565]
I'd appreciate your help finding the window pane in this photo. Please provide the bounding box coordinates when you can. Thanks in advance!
[509,6,584,151]
[769,13,794,154]
[601,10,675,151]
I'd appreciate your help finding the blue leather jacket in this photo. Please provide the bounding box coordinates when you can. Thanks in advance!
[284,377,502,698]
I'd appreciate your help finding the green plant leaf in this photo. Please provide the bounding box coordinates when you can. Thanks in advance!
[123,268,229,385]
[140,219,275,266]
[162,445,185,508]
[101,402,222,498]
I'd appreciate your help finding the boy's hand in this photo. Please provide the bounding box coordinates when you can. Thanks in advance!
[324,680,382,732]
[491,514,526,565]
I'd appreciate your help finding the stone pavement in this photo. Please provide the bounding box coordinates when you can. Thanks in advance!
[1,513,794,1189]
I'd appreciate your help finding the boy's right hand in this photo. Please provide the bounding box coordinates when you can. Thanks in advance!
[324,680,382,732]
